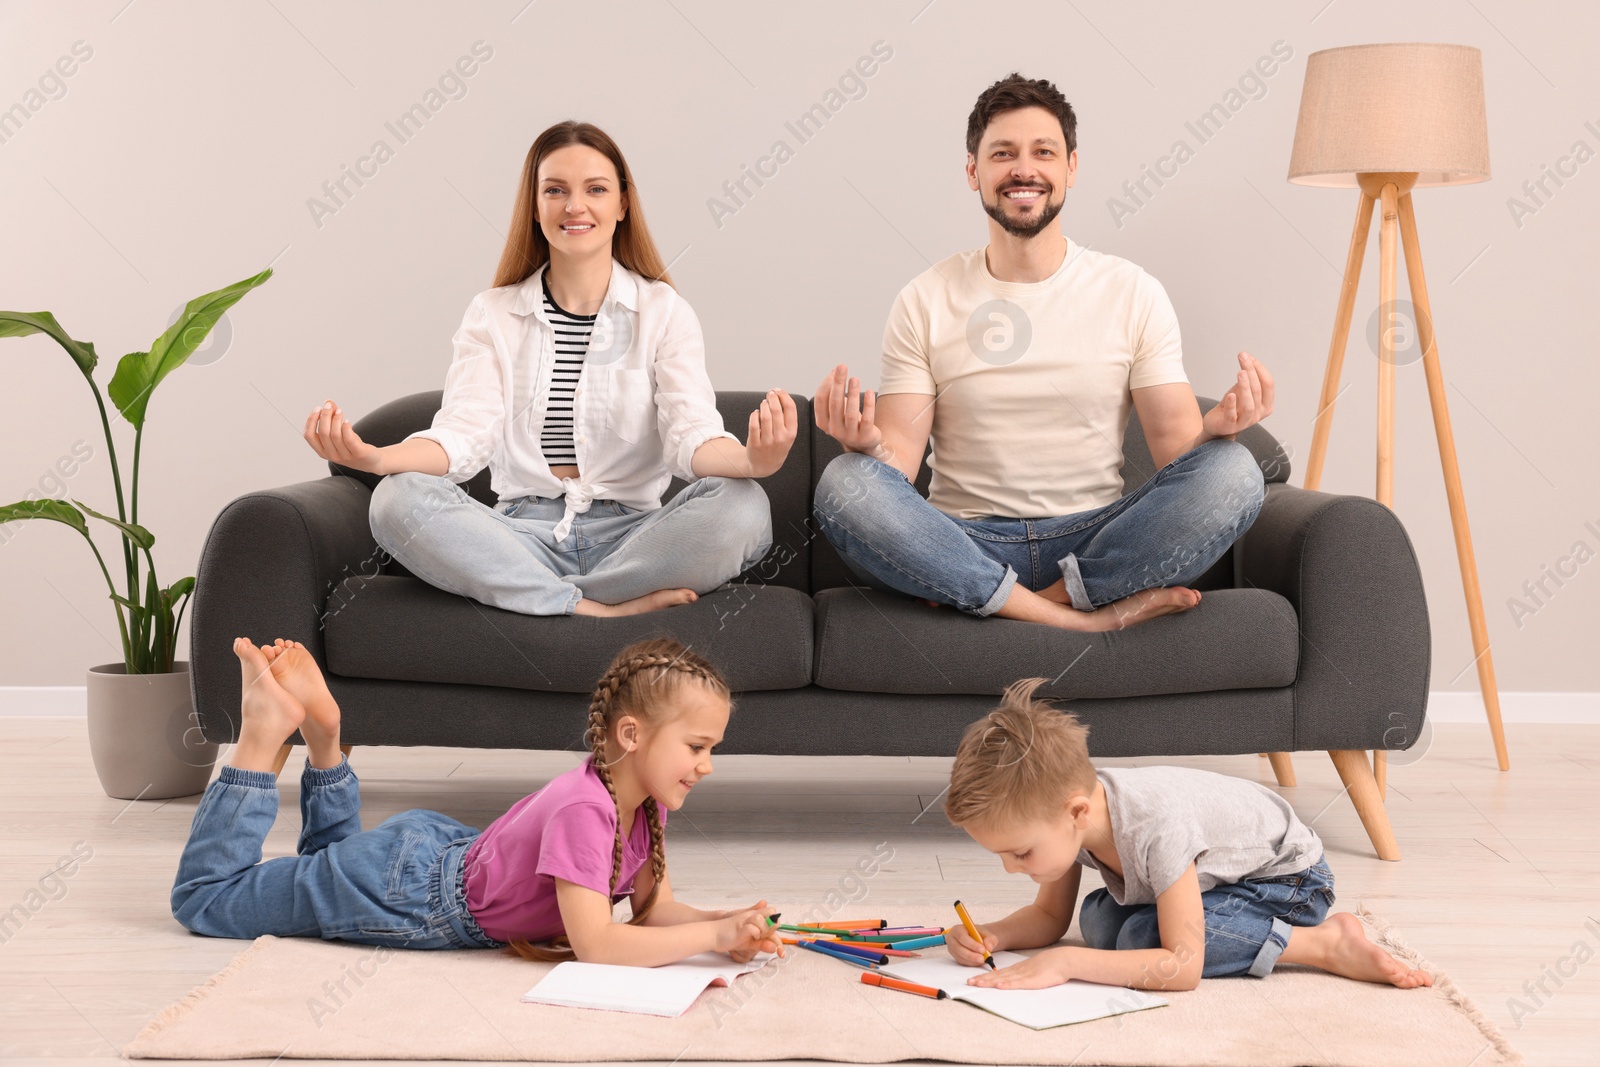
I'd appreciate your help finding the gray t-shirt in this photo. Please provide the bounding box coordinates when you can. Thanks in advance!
[1075,766,1323,905]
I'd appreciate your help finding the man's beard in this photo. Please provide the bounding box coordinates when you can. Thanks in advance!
[983,183,1064,239]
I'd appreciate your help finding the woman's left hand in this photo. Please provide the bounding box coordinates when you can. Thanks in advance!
[744,389,798,478]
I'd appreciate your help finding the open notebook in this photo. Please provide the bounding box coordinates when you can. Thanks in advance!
[521,952,770,1017]
[878,952,1168,1029]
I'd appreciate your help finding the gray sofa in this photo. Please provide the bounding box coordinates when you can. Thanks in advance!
[189,391,1428,859]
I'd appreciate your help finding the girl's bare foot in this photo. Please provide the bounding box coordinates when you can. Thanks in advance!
[230,637,306,773]
[574,588,699,617]
[1282,913,1434,989]
[259,640,343,768]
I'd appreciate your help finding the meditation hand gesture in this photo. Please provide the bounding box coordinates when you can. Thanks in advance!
[1202,352,1275,440]
[744,389,799,478]
[305,400,383,474]
[814,363,883,456]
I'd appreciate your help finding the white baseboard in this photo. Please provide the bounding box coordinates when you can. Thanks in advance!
[1,685,1597,723]
[1425,690,1600,724]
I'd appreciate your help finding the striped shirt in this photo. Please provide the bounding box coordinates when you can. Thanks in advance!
[540,273,596,466]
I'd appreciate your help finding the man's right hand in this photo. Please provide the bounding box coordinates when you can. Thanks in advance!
[814,363,884,455]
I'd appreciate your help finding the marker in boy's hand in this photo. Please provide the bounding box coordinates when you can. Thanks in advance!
[945,922,1000,968]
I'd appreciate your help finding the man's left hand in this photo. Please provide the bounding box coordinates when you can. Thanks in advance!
[1202,352,1274,439]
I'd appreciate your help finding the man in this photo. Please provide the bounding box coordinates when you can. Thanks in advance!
[814,72,1272,632]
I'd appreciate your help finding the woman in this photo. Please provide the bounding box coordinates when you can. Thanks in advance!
[304,122,796,616]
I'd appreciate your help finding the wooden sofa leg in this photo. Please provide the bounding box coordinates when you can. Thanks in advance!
[1266,752,1297,787]
[269,743,293,777]
[340,744,354,760]
[1328,750,1401,861]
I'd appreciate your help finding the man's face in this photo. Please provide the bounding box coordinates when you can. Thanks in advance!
[966,106,1077,239]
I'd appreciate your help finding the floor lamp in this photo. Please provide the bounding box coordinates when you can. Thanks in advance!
[1266,44,1509,824]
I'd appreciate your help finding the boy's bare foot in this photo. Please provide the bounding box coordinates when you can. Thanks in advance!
[230,637,306,773]
[575,589,699,617]
[259,640,342,768]
[1282,913,1433,989]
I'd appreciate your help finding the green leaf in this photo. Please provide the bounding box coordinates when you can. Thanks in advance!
[108,267,272,428]
[110,591,143,612]
[0,498,89,535]
[0,311,98,378]
[165,575,195,600]
[72,498,154,550]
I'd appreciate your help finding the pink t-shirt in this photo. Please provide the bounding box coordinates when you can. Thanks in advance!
[462,758,665,944]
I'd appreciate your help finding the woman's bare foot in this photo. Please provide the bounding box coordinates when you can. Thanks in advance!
[1281,913,1434,988]
[574,589,699,617]
[997,584,1200,632]
[259,640,342,769]
[230,637,306,773]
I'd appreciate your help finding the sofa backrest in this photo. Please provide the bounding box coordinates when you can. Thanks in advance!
[339,390,1290,597]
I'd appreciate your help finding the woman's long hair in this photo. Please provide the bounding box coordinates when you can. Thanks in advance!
[492,121,675,290]
[506,638,731,962]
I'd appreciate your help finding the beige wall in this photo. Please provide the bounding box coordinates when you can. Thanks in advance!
[2,0,1595,692]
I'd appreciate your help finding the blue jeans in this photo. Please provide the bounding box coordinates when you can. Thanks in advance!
[171,757,502,949]
[812,438,1265,615]
[1077,859,1337,978]
[369,472,773,616]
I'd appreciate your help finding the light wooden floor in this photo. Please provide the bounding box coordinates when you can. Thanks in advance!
[1,718,1595,1066]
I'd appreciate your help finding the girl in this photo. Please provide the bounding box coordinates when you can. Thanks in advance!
[171,636,785,966]
[303,121,799,617]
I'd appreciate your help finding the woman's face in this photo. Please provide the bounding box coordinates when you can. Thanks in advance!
[535,144,626,256]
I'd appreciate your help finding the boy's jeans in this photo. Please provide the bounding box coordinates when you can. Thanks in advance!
[1078,859,1337,978]
[812,438,1265,615]
[171,757,502,949]
[369,472,774,616]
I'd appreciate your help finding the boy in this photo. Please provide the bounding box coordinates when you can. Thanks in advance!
[943,678,1431,992]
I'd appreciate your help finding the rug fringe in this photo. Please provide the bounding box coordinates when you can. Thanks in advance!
[1356,905,1526,1067]
[122,935,279,1059]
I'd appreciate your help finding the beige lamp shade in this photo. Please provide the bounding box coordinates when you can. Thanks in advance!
[1288,43,1490,188]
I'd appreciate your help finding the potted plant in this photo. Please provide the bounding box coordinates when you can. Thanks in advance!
[1,269,271,799]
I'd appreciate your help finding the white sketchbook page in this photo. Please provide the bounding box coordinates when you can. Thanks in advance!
[521,952,767,1017]
[879,953,1168,1030]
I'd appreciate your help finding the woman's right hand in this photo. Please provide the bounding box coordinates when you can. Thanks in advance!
[304,400,385,475]
[945,923,1000,967]
[814,363,884,455]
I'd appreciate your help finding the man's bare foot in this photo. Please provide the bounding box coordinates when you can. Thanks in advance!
[230,637,306,773]
[260,640,342,768]
[575,589,699,617]
[1282,913,1433,988]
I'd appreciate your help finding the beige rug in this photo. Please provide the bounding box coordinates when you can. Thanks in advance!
[125,906,1522,1066]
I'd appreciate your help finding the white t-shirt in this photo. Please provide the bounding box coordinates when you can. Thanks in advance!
[878,238,1189,520]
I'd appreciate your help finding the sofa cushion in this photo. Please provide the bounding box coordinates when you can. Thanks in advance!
[811,587,1298,698]
[323,577,814,693]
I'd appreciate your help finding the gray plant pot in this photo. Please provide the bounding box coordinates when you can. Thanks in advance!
[86,661,219,800]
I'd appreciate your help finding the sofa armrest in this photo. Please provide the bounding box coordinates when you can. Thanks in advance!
[1236,481,1431,752]
[188,475,380,744]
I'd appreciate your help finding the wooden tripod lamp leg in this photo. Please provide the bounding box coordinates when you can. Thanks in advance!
[270,743,293,777]
[1370,181,1404,801]
[1268,192,1378,785]
[1396,191,1510,771]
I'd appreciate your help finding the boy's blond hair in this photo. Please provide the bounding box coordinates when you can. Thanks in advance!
[944,677,1097,829]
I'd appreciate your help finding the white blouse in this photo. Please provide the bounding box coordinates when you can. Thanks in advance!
[405,259,739,540]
